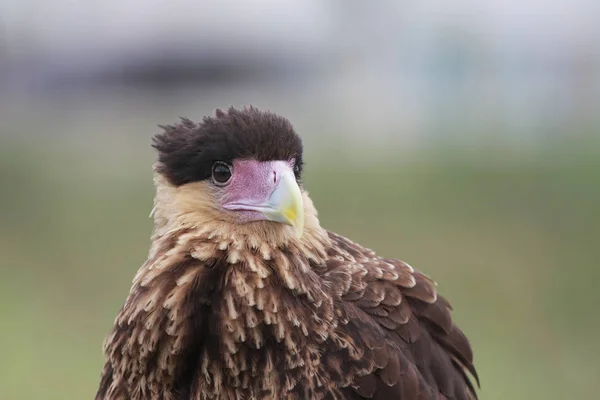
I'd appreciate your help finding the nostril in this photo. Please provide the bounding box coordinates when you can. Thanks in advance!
[273,171,277,184]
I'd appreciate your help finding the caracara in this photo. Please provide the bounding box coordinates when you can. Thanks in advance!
[96,106,478,400]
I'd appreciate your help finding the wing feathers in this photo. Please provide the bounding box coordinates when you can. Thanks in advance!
[325,231,478,400]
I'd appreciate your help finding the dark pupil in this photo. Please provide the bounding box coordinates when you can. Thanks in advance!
[212,164,231,183]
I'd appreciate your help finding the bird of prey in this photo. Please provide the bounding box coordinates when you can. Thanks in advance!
[96,106,478,400]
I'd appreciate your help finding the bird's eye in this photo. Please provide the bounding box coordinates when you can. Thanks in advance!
[212,162,232,185]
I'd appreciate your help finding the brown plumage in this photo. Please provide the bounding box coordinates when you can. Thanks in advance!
[96,106,478,400]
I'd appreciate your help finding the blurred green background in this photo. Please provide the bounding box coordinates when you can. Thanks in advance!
[1,136,599,399]
[2,1,600,399]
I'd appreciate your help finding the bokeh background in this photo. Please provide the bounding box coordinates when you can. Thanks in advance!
[1,1,599,399]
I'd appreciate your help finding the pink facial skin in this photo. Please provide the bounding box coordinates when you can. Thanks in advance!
[219,159,296,223]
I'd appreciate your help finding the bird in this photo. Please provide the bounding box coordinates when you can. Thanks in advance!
[96,106,478,400]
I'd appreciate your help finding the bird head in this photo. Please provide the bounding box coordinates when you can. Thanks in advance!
[151,106,309,240]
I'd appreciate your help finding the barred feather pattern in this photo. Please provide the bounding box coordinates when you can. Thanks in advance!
[96,227,478,400]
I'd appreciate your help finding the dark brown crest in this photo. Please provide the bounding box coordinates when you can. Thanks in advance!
[152,106,304,186]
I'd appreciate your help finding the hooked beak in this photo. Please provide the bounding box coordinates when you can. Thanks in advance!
[223,163,304,238]
[261,169,304,238]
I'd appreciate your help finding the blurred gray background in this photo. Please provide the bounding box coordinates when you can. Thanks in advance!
[1,1,599,399]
